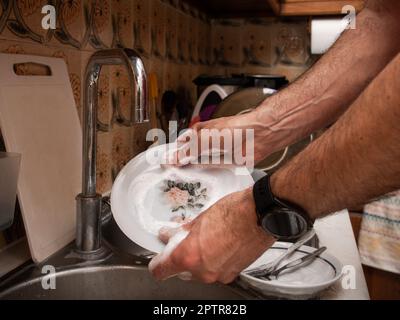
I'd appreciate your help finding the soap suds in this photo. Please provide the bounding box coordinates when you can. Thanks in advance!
[148,229,190,279]
[129,164,218,235]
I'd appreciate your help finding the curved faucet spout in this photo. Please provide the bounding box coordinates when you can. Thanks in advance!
[76,48,148,254]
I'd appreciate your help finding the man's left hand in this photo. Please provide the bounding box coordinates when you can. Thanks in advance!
[149,188,276,284]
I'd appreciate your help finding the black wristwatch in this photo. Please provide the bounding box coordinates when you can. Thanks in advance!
[252,174,314,241]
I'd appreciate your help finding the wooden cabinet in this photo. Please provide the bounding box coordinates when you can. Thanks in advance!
[267,0,365,16]
[183,0,365,18]
[183,0,275,18]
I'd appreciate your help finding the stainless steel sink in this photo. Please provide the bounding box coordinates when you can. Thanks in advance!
[0,244,255,300]
[0,266,251,300]
[0,199,260,300]
[0,191,317,300]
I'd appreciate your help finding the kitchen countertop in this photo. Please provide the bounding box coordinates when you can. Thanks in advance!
[315,210,370,300]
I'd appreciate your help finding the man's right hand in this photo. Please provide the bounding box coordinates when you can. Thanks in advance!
[165,109,277,168]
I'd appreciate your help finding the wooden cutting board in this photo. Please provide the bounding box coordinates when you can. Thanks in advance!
[0,53,82,263]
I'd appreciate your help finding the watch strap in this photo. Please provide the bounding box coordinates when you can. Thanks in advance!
[252,174,314,228]
[252,174,275,225]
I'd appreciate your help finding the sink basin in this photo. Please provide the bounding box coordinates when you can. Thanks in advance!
[0,194,317,300]
[0,265,251,300]
[0,244,255,300]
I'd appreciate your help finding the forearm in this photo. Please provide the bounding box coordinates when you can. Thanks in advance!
[250,0,400,155]
[270,52,400,220]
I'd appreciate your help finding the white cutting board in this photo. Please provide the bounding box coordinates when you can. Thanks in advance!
[0,53,82,263]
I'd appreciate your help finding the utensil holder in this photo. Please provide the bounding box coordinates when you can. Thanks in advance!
[0,152,21,231]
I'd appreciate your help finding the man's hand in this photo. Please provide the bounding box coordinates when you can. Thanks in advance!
[149,188,276,284]
[166,111,277,168]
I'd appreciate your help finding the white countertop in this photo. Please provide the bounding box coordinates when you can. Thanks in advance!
[315,210,370,300]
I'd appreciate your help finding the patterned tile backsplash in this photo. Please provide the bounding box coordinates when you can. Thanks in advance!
[0,0,313,194]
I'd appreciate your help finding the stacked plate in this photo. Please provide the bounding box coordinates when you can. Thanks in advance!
[239,242,343,299]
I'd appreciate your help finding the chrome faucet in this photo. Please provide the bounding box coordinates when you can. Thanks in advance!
[76,48,148,254]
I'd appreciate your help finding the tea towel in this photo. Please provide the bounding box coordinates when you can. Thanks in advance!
[358,191,400,274]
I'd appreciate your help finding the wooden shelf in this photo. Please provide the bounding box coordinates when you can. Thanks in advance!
[268,0,365,16]
[183,0,275,18]
[183,0,365,18]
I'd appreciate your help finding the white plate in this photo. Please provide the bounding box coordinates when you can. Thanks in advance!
[240,242,343,299]
[111,143,254,253]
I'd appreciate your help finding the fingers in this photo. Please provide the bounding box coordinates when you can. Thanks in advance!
[150,223,194,281]
[162,123,231,168]
[149,253,186,281]
[158,221,193,244]
[175,129,200,166]
[149,229,189,280]
[161,137,198,168]
[161,143,228,168]
[159,226,181,244]
[150,243,201,282]
[176,126,199,143]
[180,162,238,170]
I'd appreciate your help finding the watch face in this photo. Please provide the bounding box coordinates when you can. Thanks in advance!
[261,207,309,241]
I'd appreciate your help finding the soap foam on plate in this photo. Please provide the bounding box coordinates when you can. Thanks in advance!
[148,229,189,279]
[129,164,219,235]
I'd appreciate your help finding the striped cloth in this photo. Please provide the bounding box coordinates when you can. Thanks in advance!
[358,191,400,274]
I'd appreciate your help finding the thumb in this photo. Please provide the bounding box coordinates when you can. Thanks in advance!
[149,228,191,280]
[158,221,193,244]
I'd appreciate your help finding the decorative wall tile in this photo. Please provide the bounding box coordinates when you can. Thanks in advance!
[176,10,189,63]
[52,48,82,111]
[97,131,112,193]
[165,3,177,61]
[188,14,198,64]
[97,67,111,125]
[92,0,111,37]
[112,0,133,48]
[212,20,242,67]
[204,21,213,65]
[96,147,112,194]
[59,0,81,26]
[53,0,85,49]
[116,84,132,122]
[111,127,133,177]
[151,0,166,58]
[133,0,151,56]
[149,56,165,108]
[242,20,274,67]
[111,64,129,87]
[107,64,131,129]
[197,19,208,65]
[83,0,113,49]
[188,64,199,99]
[164,60,179,91]
[176,63,186,88]
[132,122,152,157]
[1,42,26,54]
[0,0,53,44]
[0,0,312,195]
